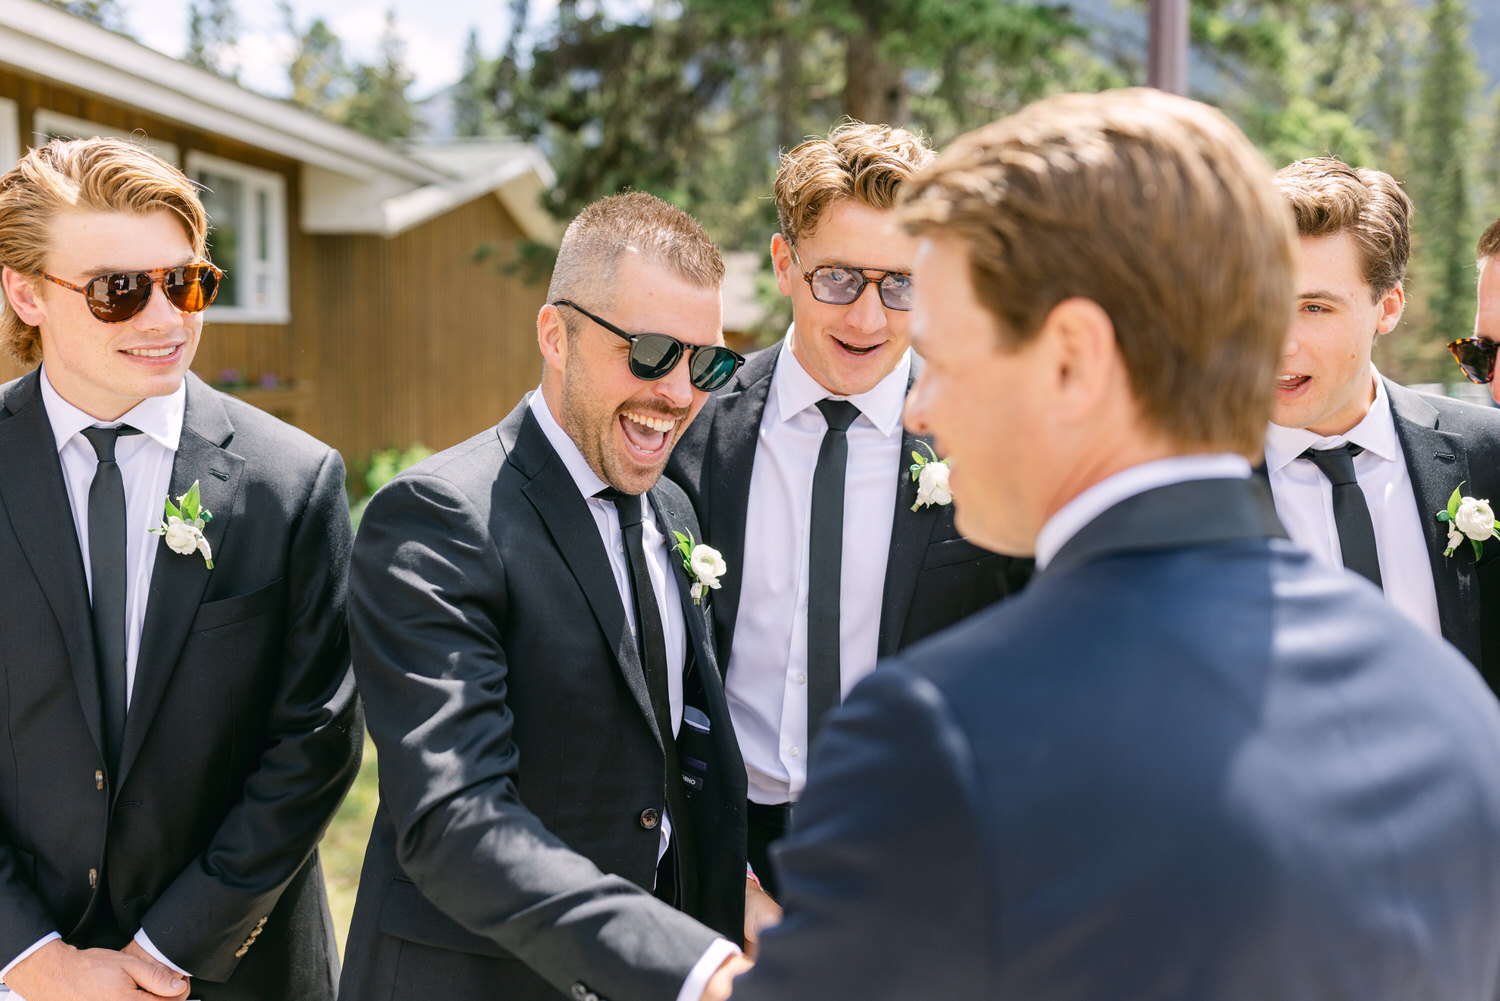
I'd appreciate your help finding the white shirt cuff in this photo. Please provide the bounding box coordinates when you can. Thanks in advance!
[0,932,61,985]
[133,929,190,978]
[676,938,740,1001]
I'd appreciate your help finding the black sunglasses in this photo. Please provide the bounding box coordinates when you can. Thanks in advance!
[1449,336,1498,384]
[789,244,914,311]
[36,263,223,323]
[551,299,745,391]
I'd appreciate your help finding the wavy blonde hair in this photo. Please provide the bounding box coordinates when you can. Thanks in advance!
[774,121,934,245]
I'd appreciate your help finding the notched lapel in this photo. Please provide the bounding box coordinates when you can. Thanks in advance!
[123,385,244,779]
[515,414,660,744]
[0,372,105,757]
[877,431,943,656]
[650,488,717,675]
[1388,382,1480,664]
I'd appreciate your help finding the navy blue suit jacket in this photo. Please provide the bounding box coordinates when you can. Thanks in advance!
[734,476,1500,1001]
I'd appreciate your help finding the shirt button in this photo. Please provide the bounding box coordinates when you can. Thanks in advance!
[639,808,661,829]
[794,673,806,685]
[788,746,800,758]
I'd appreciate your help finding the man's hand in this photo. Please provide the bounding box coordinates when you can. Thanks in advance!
[743,876,784,960]
[120,939,189,998]
[698,952,755,1001]
[2,938,188,1001]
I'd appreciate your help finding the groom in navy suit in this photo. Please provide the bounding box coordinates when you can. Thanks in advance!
[717,90,1500,1001]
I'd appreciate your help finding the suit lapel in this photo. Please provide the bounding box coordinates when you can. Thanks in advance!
[650,486,717,680]
[1386,378,1479,663]
[122,377,244,779]
[513,405,659,742]
[0,370,105,758]
[877,429,941,657]
[699,349,776,667]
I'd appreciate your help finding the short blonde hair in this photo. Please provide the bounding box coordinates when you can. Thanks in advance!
[547,191,722,333]
[774,121,934,245]
[1275,157,1410,299]
[899,89,1297,458]
[0,137,209,365]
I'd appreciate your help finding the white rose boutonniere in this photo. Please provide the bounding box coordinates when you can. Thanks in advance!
[908,441,952,511]
[1436,482,1500,560]
[149,480,214,569]
[672,530,724,604]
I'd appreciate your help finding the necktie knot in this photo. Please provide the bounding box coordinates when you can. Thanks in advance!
[80,424,140,463]
[815,399,859,433]
[1300,443,1364,486]
[595,486,643,528]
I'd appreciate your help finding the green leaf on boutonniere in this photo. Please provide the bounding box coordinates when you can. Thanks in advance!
[164,494,183,521]
[671,530,693,564]
[1475,539,1485,561]
[1448,484,1464,520]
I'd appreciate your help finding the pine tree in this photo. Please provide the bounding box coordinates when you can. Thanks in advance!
[186,0,239,79]
[452,28,498,138]
[342,10,418,141]
[282,1,353,118]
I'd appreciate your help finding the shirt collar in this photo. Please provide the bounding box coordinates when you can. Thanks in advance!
[1264,366,1397,474]
[528,387,612,501]
[1034,453,1253,570]
[772,325,911,438]
[38,363,185,454]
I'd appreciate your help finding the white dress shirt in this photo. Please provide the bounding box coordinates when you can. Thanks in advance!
[527,391,736,1001]
[1035,454,1254,570]
[1,369,188,991]
[1265,371,1442,638]
[726,336,909,805]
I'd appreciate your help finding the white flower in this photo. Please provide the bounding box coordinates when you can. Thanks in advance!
[1455,497,1497,541]
[915,460,952,508]
[1448,524,1464,554]
[690,582,706,602]
[688,544,726,591]
[162,515,206,556]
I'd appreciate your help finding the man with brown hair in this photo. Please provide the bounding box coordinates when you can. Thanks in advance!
[720,90,1500,1001]
[1266,157,1500,687]
[0,137,360,1000]
[669,123,1025,899]
[1453,217,1500,403]
[339,192,764,1001]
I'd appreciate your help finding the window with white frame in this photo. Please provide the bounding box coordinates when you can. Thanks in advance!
[185,151,289,324]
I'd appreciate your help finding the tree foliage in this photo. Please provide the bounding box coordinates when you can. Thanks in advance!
[42,0,128,32]
[341,10,419,141]
[186,0,239,79]
[452,28,500,138]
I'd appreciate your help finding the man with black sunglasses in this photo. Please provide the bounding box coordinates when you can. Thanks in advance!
[1263,158,1500,691]
[0,138,360,1000]
[1457,217,1500,402]
[668,122,1029,901]
[339,192,768,1001]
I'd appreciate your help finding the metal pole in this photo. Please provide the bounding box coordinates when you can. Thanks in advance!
[1148,0,1189,95]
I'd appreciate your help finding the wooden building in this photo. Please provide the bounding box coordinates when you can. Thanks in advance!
[0,0,558,472]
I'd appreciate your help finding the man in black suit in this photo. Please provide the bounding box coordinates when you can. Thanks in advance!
[1264,158,1500,689]
[721,90,1500,1000]
[0,139,360,1000]
[339,192,769,1001]
[669,123,1025,897]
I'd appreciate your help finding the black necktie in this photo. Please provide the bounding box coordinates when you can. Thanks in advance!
[601,488,696,908]
[1300,443,1383,588]
[807,399,860,746]
[81,424,141,773]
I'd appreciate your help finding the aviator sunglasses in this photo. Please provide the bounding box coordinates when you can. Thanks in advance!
[789,244,914,311]
[1448,336,1498,385]
[36,263,224,323]
[551,299,745,391]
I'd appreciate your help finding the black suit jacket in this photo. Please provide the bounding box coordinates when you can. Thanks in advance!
[668,343,1028,672]
[338,397,748,1001]
[0,370,361,1000]
[736,476,1500,1000]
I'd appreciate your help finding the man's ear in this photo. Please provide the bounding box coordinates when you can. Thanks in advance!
[1043,297,1120,422]
[2,266,45,326]
[1376,283,1405,336]
[537,302,569,371]
[770,234,795,298]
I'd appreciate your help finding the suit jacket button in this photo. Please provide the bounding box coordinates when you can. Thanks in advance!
[88,868,98,889]
[639,808,660,829]
[95,770,104,790]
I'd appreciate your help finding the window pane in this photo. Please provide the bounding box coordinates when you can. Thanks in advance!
[256,188,269,262]
[195,169,243,306]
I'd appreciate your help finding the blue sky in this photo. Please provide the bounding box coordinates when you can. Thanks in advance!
[120,0,538,99]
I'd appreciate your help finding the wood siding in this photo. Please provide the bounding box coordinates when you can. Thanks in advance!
[0,67,548,479]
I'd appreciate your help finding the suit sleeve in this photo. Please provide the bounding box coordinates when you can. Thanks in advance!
[139,448,362,981]
[350,473,720,1001]
[730,663,989,1001]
